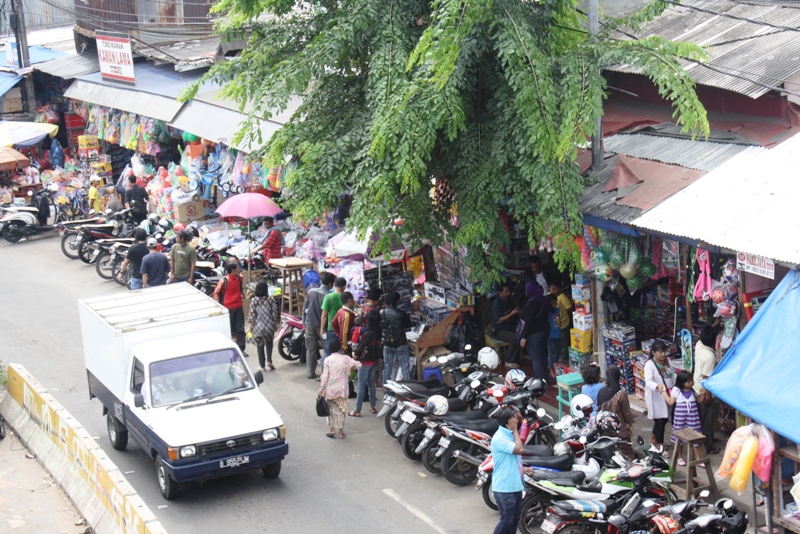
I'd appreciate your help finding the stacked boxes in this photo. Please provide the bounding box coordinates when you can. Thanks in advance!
[603,324,636,393]
[631,352,647,399]
[571,329,592,352]
[570,273,593,357]
[568,347,589,373]
[571,284,591,302]
[78,135,100,160]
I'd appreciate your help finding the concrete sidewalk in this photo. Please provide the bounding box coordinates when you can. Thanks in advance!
[0,423,87,533]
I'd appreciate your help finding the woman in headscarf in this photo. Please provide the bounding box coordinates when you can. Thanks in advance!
[518,281,553,379]
[598,365,635,460]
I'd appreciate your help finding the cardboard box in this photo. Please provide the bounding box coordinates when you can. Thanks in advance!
[571,284,591,302]
[4,87,21,100]
[572,312,593,332]
[174,200,206,221]
[568,347,590,373]
[603,323,636,342]
[574,272,591,286]
[78,135,99,149]
[77,147,100,160]
[571,328,592,352]
[0,97,23,113]
[424,282,447,304]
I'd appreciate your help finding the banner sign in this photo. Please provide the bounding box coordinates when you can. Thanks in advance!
[96,31,135,85]
[736,252,775,280]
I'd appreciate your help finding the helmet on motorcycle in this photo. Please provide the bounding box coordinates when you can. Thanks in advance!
[714,498,739,516]
[570,394,594,419]
[187,225,200,238]
[652,514,680,534]
[595,410,621,434]
[159,218,172,231]
[425,395,449,416]
[526,378,547,397]
[173,222,186,233]
[148,213,159,225]
[505,369,527,391]
[553,442,571,456]
[477,347,499,370]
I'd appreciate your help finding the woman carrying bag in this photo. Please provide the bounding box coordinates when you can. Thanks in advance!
[246,281,281,372]
[317,338,361,439]
[644,340,675,456]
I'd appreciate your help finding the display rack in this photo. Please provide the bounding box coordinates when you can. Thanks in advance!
[771,433,800,534]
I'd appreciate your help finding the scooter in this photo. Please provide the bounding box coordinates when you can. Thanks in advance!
[1,183,63,243]
[277,313,304,361]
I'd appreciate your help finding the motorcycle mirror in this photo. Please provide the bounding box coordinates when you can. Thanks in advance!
[579,435,587,444]
[536,408,546,418]
[470,380,481,389]
[464,344,471,351]
[699,490,710,498]
[429,356,438,363]
[493,390,503,398]
[105,208,112,214]
[27,190,33,196]
[554,421,564,430]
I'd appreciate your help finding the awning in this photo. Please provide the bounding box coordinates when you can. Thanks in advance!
[631,138,800,264]
[168,99,283,153]
[0,72,21,98]
[327,229,406,262]
[34,53,100,79]
[64,79,184,122]
[705,269,800,444]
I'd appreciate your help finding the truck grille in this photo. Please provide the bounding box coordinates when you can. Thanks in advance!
[197,432,263,457]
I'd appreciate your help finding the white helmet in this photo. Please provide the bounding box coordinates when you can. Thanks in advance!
[553,442,571,456]
[425,395,449,416]
[505,369,527,391]
[570,393,594,419]
[478,347,499,370]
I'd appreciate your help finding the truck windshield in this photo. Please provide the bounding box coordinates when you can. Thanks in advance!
[148,349,254,407]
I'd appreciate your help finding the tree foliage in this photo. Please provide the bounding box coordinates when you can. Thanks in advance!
[182,0,709,289]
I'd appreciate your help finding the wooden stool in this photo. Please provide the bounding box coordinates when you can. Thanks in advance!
[483,325,509,363]
[670,428,720,500]
[268,258,314,316]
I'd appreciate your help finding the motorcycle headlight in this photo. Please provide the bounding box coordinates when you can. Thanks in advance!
[179,445,196,458]
[262,428,279,442]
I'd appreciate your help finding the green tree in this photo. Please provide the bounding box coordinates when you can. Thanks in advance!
[183,0,708,288]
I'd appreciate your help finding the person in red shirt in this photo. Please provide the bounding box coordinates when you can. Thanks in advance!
[252,217,283,262]
[213,262,247,356]
[331,292,356,354]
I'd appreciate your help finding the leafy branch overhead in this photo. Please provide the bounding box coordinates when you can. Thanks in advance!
[182,0,708,288]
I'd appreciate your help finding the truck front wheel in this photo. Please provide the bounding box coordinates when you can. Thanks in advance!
[262,460,281,479]
[106,414,128,451]
[155,455,180,500]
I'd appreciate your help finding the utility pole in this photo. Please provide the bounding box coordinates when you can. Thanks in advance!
[588,0,603,171]
[11,0,37,117]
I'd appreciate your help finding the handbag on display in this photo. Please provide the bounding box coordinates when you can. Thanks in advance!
[316,396,330,417]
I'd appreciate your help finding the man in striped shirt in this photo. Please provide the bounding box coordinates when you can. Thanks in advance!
[331,292,356,355]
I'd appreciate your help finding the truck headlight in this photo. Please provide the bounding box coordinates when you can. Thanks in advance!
[262,429,279,442]
[180,445,196,458]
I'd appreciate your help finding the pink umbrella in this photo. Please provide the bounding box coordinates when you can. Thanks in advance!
[215,192,282,219]
[215,193,283,277]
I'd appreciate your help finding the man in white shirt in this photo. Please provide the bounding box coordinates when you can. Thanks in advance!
[693,326,720,454]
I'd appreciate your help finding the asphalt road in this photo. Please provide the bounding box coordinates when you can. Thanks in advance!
[0,234,498,534]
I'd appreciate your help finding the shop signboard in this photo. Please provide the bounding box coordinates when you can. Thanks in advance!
[96,31,135,86]
[736,252,774,280]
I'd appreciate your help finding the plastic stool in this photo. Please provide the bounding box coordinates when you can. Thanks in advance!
[556,372,584,427]
[423,367,443,382]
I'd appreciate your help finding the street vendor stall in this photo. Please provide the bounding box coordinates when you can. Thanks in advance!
[705,269,800,534]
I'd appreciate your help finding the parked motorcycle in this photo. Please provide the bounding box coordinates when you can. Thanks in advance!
[75,209,135,263]
[57,215,102,259]
[95,239,134,280]
[1,183,65,242]
[277,313,304,361]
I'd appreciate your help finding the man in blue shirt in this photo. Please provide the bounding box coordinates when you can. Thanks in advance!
[493,283,521,368]
[491,406,533,534]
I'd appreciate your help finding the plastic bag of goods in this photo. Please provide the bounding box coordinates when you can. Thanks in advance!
[729,432,759,494]
[752,424,774,483]
[717,424,752,479]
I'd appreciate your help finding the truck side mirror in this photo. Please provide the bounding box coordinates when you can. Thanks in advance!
[254,371,264,386]
[134,394,144,408]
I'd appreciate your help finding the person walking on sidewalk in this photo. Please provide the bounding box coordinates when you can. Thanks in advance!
[247,280,280,371]
[350,309,381,416]
[320,277,346,366]
[140,237,170,288]
[119,229,148,290]
[644,340,675,455]
[318,338,361,439]
[303,272,334,378]
[169,230,197,284]
[381,291,411,384]
[694,326,721,454]
[214,262,247,356]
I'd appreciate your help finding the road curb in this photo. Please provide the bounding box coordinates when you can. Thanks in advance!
[0,363,167,534]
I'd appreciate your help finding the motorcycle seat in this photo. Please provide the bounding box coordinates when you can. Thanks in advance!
[446,398,468,412]
[577,479,602,492]
[437,411,489,422]
[400,378,441,388]
[522,444,553,457]
[402,383,450,397]
[529,470,585,484]
[456,419,500,434]
[522,453,573,471]
[558,499,617,514]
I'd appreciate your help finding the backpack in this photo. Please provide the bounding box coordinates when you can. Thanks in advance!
[380,308,405,346]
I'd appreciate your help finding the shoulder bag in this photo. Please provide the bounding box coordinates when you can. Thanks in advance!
[316,395,330,417]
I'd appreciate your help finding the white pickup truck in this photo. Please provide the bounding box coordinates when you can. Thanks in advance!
[78,283,288,499]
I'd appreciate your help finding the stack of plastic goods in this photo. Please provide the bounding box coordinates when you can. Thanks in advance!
[603,323,636,393]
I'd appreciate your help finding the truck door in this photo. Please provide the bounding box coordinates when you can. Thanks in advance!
[123,357,150,450]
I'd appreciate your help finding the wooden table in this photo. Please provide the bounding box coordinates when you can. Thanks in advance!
[268,258,314,316]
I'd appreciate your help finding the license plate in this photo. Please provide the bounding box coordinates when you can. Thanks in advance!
[541,520,557,534]
[424,428,436,438]
[401,411,416,424]
[383,395,395,405]
[219,455,250,469]
[439,437,451,448]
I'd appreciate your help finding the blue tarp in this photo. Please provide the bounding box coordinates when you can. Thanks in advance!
[0,71,21,98]
[705,269,800,444]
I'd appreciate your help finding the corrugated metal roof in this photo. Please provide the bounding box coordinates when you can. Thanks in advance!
[64,79,184,122]
[610,0,800,98]
[604,133,753,171]
[34,54,99,79]
[135,37,220,68]
[580,156,644,224]
[630,141,800,265]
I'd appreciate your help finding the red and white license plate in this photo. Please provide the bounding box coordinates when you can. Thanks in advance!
[541,519,557,534]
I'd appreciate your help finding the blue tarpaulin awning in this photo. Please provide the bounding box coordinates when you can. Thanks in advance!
[705,269,800,444]
[0,72,21,98]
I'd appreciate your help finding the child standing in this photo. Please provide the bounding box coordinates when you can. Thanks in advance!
[662,370,702,466]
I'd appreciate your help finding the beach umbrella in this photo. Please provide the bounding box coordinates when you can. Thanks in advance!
[0,121,59,147]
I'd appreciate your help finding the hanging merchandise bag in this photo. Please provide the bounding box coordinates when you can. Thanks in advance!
[717,424,751,479]
[752,424,774,483]
[729,432,759,494]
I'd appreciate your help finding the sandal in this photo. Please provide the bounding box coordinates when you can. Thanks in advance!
[678,458,686,466]
[326,432,336,438]
[347,410,361,417]
[268,363,275,370]
[369,407,377,414]
[339,432,346,439]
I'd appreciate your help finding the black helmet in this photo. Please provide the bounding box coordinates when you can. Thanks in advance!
[525,378,547,397]
[596,410,621,434]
